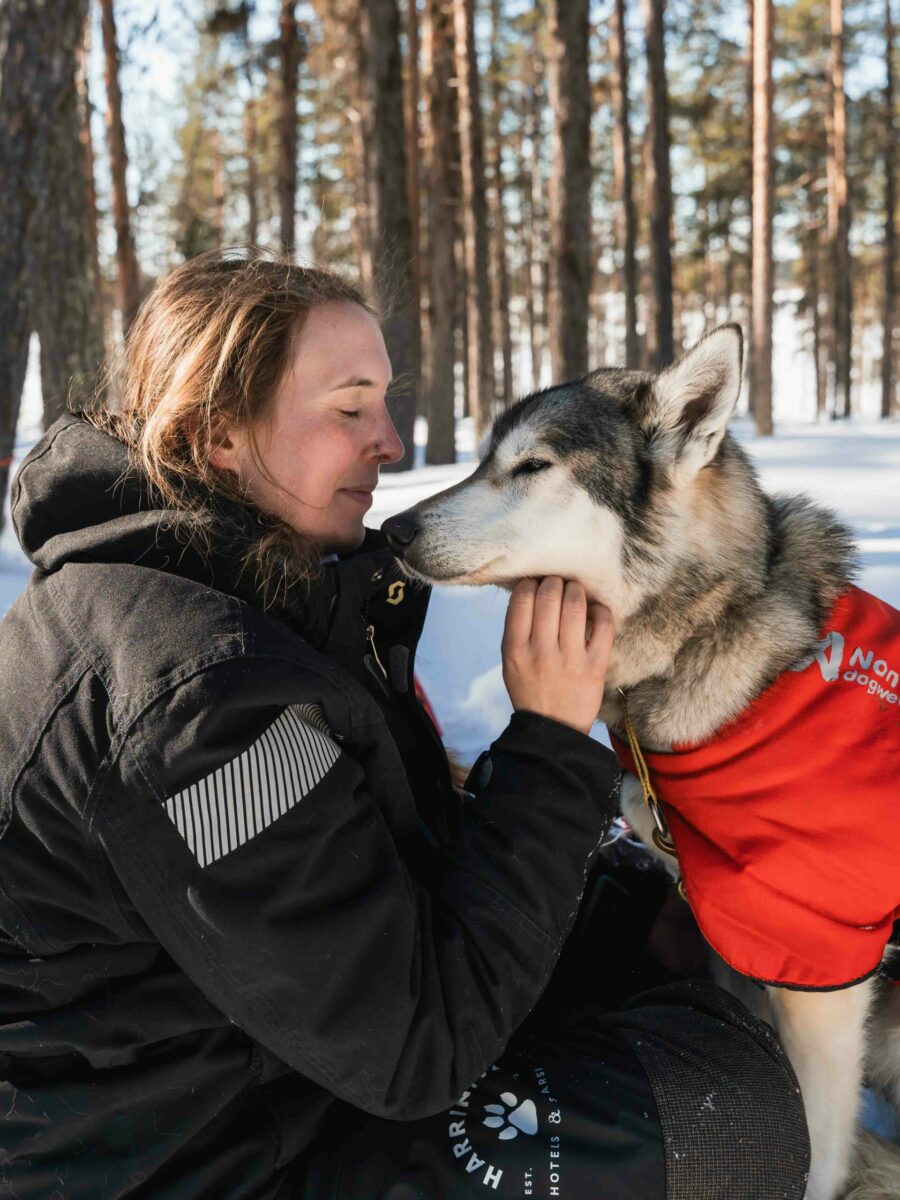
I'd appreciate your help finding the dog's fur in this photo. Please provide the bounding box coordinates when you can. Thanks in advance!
[383,325,900,1200]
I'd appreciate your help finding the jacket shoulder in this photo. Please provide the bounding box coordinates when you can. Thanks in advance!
[46,561,300,725]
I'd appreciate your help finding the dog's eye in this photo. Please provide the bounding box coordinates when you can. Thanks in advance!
[512,458,552,478]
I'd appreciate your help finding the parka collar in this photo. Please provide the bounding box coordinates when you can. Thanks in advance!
[12,413,406,650]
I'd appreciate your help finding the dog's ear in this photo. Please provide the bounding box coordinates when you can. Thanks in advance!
[643,324,743,483]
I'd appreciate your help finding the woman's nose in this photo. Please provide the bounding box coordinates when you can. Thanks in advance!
[376,411,406,465]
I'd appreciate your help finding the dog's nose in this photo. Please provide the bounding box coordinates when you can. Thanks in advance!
[381,514,420,555]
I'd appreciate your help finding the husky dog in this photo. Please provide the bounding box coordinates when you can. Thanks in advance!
[382,325,900,1200]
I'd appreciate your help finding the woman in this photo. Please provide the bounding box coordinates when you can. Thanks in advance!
[0,249,808,1199]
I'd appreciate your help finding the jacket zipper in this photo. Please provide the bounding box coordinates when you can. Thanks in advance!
[366,624,388,680]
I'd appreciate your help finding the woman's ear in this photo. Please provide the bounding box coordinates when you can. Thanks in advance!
[190,412,248,477]
[206,423,246,476]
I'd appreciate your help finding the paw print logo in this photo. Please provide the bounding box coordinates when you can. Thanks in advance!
[482,1092,539,1141]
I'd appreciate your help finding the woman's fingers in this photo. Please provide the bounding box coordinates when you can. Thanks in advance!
[530,576,565,646]
[558,581,588,654]
[501,579,615,735]
[586,603,615,660]
[502,578,538,650]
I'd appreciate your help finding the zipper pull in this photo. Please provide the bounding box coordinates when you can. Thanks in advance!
[366,624,389,683]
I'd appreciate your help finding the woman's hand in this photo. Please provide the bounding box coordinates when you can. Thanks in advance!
[501,577,614,735]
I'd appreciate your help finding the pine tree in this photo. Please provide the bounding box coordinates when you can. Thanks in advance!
[357,0,420,469]
[278,0,302,253]
[610,0,639,368]
[827,0,852,417]
[100,0,142,333]
[0,0,104,507]
[643,0,675,368]
[423,0,457,462]
[883,0,897,418]
[547,0,591,379]
[487,0,514,407]
[453,0,495,434]
[750,0,774,435]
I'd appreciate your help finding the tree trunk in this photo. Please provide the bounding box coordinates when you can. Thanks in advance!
[213,128,225,248]
[76,16,101,302]
[745,0,754,395]
[278,0,301,254]
[827,0,852,418]
[453,0,494,435]
[348,27,375,293]
[403,0,421,330]
[521,63,548,390]
[26,0,105,430]
[883,0,897,419]
[488,0,513,407]
[750,0,774,435]
[0,0,39,525]
[1,3,39,505]
[99,0,140,335]
[547,0,591,380]
[805,224,829,420]
[244,96,259,246]
[359,0,421,470]
[610,0,639,368]
[642,0,675,369]
[422,0,456,463]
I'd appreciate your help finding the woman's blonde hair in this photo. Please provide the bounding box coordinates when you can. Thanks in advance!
[86,247,372,606]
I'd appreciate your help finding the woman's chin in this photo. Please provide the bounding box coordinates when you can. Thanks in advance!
[318,522,367,555]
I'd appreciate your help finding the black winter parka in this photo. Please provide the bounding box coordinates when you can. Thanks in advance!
[0,415,620,1199]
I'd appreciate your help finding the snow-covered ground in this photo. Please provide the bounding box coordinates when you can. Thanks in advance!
[3,352,900,1140]
[5,358,900,763]
[374,414,900,766]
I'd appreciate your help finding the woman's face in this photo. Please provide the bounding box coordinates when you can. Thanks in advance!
[211,300,403,552]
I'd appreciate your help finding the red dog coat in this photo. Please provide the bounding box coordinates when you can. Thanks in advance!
[611,586,900,989]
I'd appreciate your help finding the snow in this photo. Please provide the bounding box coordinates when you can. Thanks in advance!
[3,359,900,1142]
[4,347,900,761]
[377,414,900,762]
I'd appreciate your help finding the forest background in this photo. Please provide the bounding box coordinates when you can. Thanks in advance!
[0,0,896,517]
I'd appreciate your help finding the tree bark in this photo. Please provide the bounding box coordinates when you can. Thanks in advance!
[1,0,104,473]
[359,0,421,469]
[750,0,774,435]
[244,96,259,246]
[883,0,897,419]
[348,23,375,292]
[642,0,675,369]
[827,0,852,418]
[422,0,456,463]
[610,0,639,368]
[488,0,513,407]
[403,0,421,328]
[278,0,301,254]
[213,127,225,248]
[804,223,829,420]
[453,0,494,435]
[745,0,754,393]
[547,0,591,380]
[521,63,547,391]
[99,0,140,334]
[76,16,101,301]
[0,0,34,526]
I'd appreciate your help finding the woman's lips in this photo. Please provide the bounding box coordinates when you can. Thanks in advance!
[341,488,374,508]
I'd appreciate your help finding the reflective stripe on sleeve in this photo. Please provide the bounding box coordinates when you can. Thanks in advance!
[162,707,341,868]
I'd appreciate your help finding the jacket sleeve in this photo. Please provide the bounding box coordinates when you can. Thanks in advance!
[93,655,621,1120]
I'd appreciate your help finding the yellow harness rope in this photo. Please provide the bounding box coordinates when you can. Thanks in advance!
[618,691,689,902]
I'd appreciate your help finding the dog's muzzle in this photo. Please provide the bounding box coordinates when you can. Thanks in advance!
[381,513,420,557]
